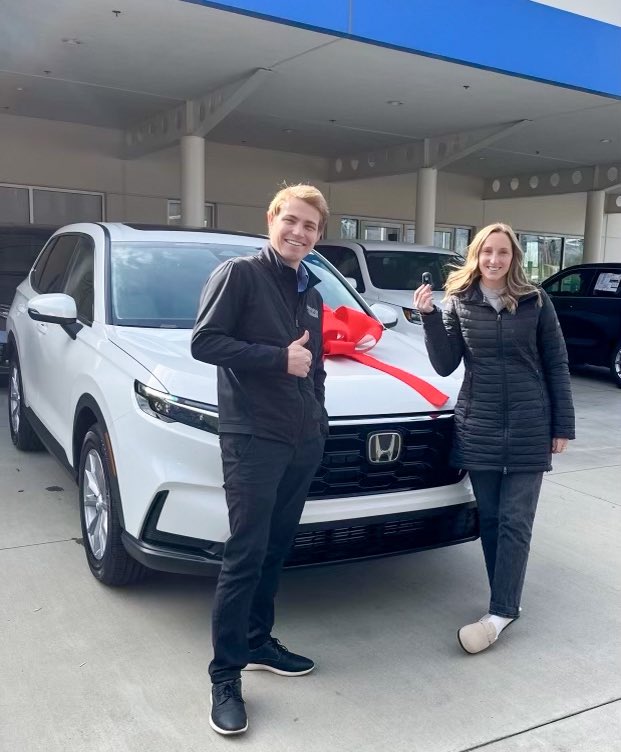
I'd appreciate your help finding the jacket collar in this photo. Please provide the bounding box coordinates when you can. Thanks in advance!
[258,243,321,290]
[460,281,539,305]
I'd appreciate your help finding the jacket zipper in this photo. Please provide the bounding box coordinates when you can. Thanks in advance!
[497,311,509,474]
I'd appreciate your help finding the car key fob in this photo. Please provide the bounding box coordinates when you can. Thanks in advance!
[421,272,433,287]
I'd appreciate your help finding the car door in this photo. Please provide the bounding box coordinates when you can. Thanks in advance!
[586,269,621,367]
[17,234,79,418]
[543,268,598,364]
[33,234,98,451]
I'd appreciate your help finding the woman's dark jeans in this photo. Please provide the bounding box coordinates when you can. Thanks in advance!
[469,470,544,619]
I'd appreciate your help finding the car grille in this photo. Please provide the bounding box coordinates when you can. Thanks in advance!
[286,504,478,567]
[308,417,460,499]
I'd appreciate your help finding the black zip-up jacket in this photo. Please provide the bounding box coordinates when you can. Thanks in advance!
[421,285,575,473]
[191,244,329,444]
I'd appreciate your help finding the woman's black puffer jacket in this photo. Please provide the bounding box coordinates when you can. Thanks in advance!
[421,285,575,473]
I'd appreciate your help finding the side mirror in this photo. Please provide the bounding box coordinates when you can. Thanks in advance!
[370,303,398,329]
[28,293,77,325]
[344,276,358,290]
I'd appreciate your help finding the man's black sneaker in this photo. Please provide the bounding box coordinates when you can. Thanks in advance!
[245,637,315,676]
[209,679,248,735]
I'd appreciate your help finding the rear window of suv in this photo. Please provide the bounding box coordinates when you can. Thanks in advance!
[363,250,462,291]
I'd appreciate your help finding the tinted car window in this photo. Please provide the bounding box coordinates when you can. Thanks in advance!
[363,250,461,290]
[318,246,366,292]
[35,235,79,293]
[63,236,95,322]
[544,269,593,296]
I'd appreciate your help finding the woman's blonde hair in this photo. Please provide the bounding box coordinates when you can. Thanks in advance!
[444,222,541,313]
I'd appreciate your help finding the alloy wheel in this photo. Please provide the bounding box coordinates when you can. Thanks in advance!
[83,449,110,560]
[9,366,20,435]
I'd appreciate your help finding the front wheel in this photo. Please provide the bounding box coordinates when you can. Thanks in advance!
[610,341,621,388]
[78,423,147,586]
[8,355,43,451]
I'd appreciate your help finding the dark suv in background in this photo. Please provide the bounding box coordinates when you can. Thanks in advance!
[0,225,56,376]
[542,263,621,387]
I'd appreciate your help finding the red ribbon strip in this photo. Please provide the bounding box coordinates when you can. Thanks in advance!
[322,305,449,408]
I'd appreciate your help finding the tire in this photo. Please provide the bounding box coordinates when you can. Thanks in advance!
[8,354,43,451]
[610,341,621,389]
[78,422,147,586]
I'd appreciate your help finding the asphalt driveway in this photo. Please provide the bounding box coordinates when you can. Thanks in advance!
[1,369,620,752]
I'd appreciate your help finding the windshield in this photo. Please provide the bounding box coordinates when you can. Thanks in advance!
[110,242,367,328]
[363,250,462,291]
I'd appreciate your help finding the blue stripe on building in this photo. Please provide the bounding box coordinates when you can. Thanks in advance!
[182,0,621,98]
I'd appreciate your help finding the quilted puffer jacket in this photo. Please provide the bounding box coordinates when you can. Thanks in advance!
[421,285,575,473]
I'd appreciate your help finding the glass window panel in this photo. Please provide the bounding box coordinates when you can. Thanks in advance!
[168,200,214,227]
[520,234,562,284]
[433,230,453,250]
[454,227,471,256]
[562,237,583,269]
[0,186,30,223]
[340,218,358,239]
[33,190,102,225]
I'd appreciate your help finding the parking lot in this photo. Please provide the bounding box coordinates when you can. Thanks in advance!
[1,369,620,752]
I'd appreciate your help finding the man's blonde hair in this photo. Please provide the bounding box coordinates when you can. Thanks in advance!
[267,184,329,232]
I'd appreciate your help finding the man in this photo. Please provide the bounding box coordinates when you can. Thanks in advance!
[191,184,330,736]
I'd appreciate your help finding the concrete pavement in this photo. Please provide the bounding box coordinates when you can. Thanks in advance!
[0,369,620,752]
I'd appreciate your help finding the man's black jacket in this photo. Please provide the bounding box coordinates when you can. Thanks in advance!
[191,244,329,444]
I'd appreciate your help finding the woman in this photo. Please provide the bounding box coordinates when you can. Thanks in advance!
[413,222,575,654]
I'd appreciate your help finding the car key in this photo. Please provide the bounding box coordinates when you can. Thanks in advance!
[421,272,433,288]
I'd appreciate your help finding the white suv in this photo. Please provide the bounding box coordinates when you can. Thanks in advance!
[317,240,463,333]
[6,223,476,586]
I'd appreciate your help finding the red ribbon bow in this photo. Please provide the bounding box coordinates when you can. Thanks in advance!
[322,305,449,408]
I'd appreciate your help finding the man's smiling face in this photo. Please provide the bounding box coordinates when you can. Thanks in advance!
[267,197,322,269]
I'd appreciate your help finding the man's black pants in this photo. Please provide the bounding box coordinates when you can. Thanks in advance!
[209,433,325,684]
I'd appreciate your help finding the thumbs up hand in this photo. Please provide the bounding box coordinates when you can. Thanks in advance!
[287,330,312,377]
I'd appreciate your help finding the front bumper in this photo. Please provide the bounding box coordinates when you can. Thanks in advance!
[122,500,479,576]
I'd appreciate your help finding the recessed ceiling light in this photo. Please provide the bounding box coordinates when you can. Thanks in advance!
[282,128,295,134]
[600,138,612,143]
[16,87,24,91]
[386,100,403,106]
[62,38,83,45]
[479,156,486,160]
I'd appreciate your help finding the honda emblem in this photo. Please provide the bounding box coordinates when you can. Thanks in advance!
[367,431,402,464]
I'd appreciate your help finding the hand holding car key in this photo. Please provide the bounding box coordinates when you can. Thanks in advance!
[413,272,435,314]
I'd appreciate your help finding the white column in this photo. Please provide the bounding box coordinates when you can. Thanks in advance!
[180,135,205,228]
[583,190,605,263]
[415,167,437,246]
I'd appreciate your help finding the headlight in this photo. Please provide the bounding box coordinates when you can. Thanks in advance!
[402,307,422,324]
[134,381,218,434]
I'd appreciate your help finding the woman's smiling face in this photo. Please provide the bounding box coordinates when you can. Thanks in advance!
[478,231,513,289]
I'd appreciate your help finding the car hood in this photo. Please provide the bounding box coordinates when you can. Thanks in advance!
[109,326,462,416]
[372,289,445,309]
